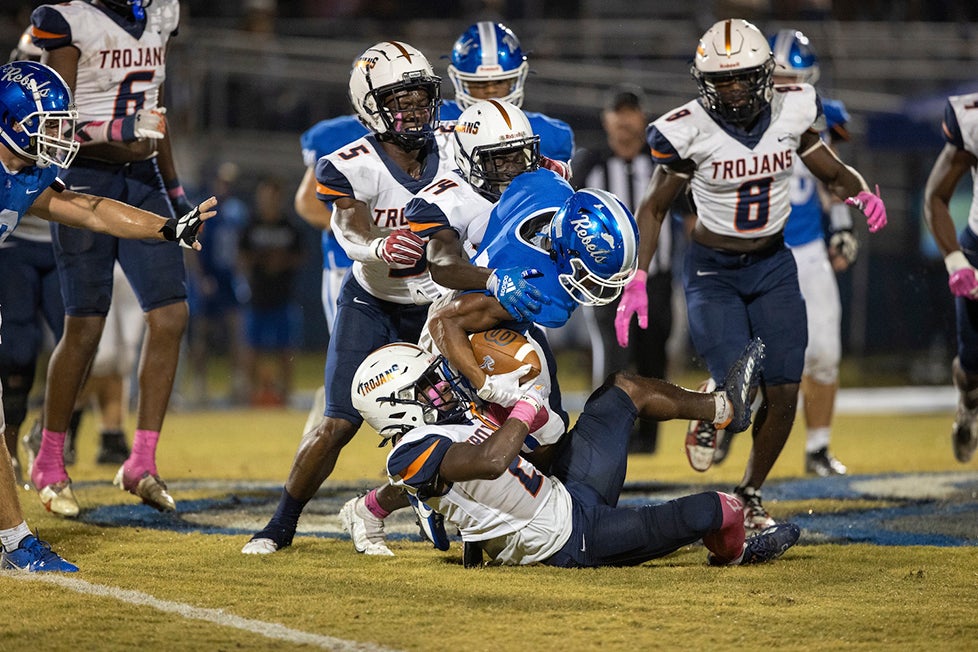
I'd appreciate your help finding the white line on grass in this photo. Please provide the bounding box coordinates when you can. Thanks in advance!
[11,573,401,652]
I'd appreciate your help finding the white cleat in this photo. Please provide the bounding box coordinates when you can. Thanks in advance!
[241,538,279,555]
[37,481,80,518]
[339,496,394,556]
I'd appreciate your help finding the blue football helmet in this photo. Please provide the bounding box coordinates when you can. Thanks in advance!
[769,29,820,84]
[100,0,148,21]
[548,188,639,306]
[349,41,441,151]
[448,22,529,109]
[0,61,78,169]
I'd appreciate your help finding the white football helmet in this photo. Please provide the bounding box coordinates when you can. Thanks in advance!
[352,343,470,442]
[348,41,441,151]
[453,99,540,201]
[691,19,774,125]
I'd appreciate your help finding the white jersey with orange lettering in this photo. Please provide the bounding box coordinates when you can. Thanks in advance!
[942,93,978,232]
[386,419,573,565]
[648,83,825,239]
[31,0,179,122]
[317,131,461,304]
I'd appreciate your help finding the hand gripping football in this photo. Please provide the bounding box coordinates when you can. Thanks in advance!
[469,328,542,384]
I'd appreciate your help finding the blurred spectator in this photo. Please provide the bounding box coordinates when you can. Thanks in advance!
[572,85,683,454]
[239,176,305,407]
[185,162,250,406]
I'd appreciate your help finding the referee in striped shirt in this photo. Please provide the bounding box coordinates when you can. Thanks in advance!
[572,86,683,454]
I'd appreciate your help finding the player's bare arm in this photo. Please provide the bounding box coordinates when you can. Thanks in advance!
[426,229,492,290]
[31,190,217,250]
[634,165,687,270]
[295,166,333,230]
[798,130,868,199]
[438,417,531,482]
[427,292,513,388]
[925,143,976,256]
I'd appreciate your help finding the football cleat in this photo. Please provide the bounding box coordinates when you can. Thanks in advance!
[951,404,978,463]
[735,485,776,532]
[685,378,719,472]
[338,496,394,556]
[95,430,131,465]
[708,522,800,566]
[113,466,176,512]
[37,480,80,518]
[719,337,765,434]
[805,447,848,476]
[1,535,78,573]
[241,538,279,555]
[463,541,484,568]
[407,492,450,551]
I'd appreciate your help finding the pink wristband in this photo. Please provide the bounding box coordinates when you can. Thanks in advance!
[508,399,540,427]
[166,184,186,200]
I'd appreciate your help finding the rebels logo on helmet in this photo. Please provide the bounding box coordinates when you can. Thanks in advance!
[570,215,613,265]
[1,65,55,97]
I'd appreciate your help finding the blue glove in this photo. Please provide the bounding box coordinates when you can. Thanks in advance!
[486,267,549,321]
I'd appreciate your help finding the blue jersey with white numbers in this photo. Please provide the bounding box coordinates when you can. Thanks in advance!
[299,115,366,271]
[472,169,575,328]
[783,97,850,247]
[440,100,575,163]
[0,165,59,244]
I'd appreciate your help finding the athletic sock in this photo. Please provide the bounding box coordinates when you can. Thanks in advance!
[125,429,160,476]
[702,491,747,564]
[31,429,69,487]
[0,521,32,553]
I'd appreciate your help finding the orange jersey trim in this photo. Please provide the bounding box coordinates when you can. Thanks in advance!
[31,26,66,40]
[316,182,347,198]
[399,441,440,483]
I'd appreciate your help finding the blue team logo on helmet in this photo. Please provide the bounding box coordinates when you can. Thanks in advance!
[769,29,820,85]
[0,61,79,169]
[448,22,529,109]
[548,188,638,306]
[100,0,148,21]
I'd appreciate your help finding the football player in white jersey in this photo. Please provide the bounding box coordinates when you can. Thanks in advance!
[28,0,197,516]
[0,60,212,571]
[242,42,540,556]
[617,19,888,531]
[350,338,801,567]
[924,91,978,463]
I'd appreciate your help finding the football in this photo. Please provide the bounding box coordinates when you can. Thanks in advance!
[469,328,542,384]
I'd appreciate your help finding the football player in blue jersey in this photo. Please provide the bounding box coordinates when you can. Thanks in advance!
[763,28,854,477]
[924,90,978,463]
[443,21,575,177]
[0,60,213,571]
[619,19,887,531]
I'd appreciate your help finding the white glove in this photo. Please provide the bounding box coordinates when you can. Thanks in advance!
[130,107,167,140]
[477,364,533,408]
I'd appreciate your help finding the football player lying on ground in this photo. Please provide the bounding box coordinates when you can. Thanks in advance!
[351,337,801,567]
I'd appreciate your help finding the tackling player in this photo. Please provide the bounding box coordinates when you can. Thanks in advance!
[617,19,888,530]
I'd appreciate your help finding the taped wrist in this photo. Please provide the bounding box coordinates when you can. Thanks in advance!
[945,250,971,275]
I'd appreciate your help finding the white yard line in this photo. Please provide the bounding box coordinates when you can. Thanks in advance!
[9,573,401,652]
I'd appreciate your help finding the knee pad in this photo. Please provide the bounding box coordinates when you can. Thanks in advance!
[0,364,36,428]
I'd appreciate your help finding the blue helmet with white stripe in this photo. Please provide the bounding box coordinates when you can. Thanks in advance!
[448,22,529,109]
[769,29,820,85]
[548,188,639,306]
[0,61,78,168]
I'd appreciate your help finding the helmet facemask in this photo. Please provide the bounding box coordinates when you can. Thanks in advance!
[99,0,150,21]
[692,59,774,126]
[461,137,539,201]
[368,76,441,151]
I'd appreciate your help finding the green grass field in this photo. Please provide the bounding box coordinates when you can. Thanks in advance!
[3,366,978,651]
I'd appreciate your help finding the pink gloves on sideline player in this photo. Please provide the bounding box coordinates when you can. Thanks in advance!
[945,251,978,299]
[614,269,648,347]
[845,185,887,233]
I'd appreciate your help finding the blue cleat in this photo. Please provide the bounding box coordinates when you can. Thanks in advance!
[719,337,765,434]
[1,535,78,573]
[407,492,450,551]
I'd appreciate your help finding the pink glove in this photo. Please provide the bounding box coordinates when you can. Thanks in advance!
[376,229,425,267]
[614,269,648,348]
[845,185,887,233]
[949,269,978,299]
[540,156,571,181]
